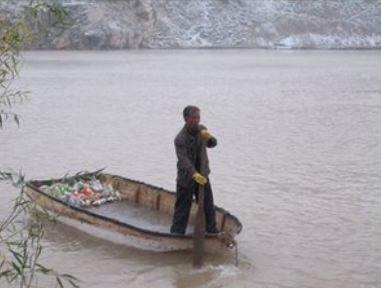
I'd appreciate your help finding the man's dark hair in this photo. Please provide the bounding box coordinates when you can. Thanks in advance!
[183,105,200,120]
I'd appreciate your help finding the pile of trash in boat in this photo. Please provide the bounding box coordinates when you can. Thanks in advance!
[40,178,122,208]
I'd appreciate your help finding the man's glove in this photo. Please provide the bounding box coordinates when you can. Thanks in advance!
[199,129,211,141]
[192,172,207,185]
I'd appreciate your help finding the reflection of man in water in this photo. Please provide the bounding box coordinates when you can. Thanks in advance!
[170,105,219,234]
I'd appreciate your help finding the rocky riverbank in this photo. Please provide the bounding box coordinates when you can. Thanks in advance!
[2,0,381,49]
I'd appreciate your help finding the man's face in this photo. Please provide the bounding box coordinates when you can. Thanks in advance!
[185,111,200,130]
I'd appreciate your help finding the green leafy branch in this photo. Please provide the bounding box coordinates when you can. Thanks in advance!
[0,0,70,128]
[0,170,80,288]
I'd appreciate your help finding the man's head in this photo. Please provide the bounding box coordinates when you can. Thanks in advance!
[183,105,200,130]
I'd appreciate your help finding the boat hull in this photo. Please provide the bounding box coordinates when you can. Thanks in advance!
[24,173,242,253]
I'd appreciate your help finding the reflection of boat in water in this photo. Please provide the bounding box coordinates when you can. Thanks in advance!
[25,172,242,253]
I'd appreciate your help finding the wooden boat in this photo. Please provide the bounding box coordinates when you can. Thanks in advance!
[24,172,242,254]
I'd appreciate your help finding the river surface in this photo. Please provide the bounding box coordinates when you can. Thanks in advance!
[1,50,381,287]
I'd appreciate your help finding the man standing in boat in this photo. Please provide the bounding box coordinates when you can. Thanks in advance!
[170,105,219,234]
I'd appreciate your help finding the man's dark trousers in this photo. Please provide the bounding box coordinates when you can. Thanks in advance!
[170,179,218,234]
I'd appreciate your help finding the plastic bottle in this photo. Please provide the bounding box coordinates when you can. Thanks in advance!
[93,198,108,206]
[82,184,94,197]
[114,191,122,200]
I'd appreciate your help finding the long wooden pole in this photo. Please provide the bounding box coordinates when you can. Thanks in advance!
[192,140,206,268]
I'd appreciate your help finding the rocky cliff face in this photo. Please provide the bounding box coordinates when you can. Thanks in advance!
[2,0,381,49]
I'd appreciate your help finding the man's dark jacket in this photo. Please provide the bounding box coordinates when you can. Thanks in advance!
[174,124,217,188]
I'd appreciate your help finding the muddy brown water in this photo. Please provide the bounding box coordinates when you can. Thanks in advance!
[1,50,380,287]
